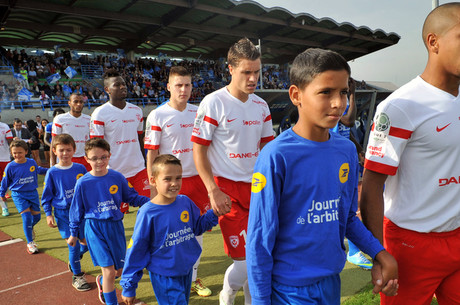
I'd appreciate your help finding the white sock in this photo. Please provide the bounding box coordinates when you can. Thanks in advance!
[0,200,7,209]
[222,260,248,296]
[192,234,203,282]
[243,280,252,305]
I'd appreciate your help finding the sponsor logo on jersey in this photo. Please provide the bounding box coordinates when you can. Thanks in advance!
[436,123,451,132]
[339,163,349,183]
[439,176,460,186]
[229,235,239,248]
[76,173,84,180]
[180,210,189,223]
[127,238,133,249]
[251,172,266,193]
[368,146,385,158]
[75,125,86,128]
[122,119,135,123]
[192,127,201,135]
[109,185,118,194]
[227,118,237,123]
[173,148,193,154]
[252,100,265,105]
[180,123,193,128]
[166,124,174,128]
[194,108,206,126]
[243,120,261,126]
[116,139,137,145]
[229,151,259,159]
[30,166,35,172]
[372,112,390,142]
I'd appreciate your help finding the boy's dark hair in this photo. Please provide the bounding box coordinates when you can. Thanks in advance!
[169,66,191,81]
[52,133,76,150]
[290,48,351,89]
[227,37,260,67]
[10,139,28,151]
[84,138,110,155]
[103,68,121,87]
[151,154,182,178]
[53,108,65,117]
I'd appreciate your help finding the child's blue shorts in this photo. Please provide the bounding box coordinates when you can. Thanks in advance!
[85,218,126,270]
[271,274,340,305]
[149,270,193,305]
[11,190,40,213]
[54,208,85,240]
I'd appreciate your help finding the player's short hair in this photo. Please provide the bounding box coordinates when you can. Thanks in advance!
[168,66,191,81]
[422,2,460,48]
[290,48,350,90]
[151,154,182,178]
[103,68,121,87]
[52,133,76,150]
[13,118,22,124]
[227,37,260,67]
[69,93,83,101]
[53,108,65,117]
[10,139,28,151]
[84,138,110,155]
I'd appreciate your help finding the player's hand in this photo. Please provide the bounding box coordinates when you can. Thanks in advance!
[208,188,231,216]
[46,215,57,228]
[67,236,77,247]
[122,295,136,305]
[372,250,399,296]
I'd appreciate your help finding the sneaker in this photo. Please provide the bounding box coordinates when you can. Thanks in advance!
[347,251,373,270]
[96,275,105,304]
[191,278,212,297]
[5,193,10,199]
[219,290,236,305]
[26,241,38,254]
[72,273,91,292]
[2,208,9,216]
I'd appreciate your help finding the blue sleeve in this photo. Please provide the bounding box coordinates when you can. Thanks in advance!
[193,209,218,236]
[36,166,49,175]
[0,164,11,197]
[345,158,384,259]
[41,170,55,217]
[120,177,150,207]
[69,181,85,236]
[120,207,152,297]
[247,151,281,305]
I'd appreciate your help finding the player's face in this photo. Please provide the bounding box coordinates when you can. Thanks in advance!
[68,95,84,115]
[14,122,22,131]
[105,76,127,101]
[167,75,192,108]
[85,147,110,176]
[151,164,182,204]
[53,144,75,166]
[11,146,27,163]
[229,58,261,100]
[290,69,349,141]
[437,19,460,79]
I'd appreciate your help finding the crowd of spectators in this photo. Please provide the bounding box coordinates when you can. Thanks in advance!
[0,47,290,109]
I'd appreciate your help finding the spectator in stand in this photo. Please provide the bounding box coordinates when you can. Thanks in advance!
[39,90,51,108]
[28,67,38,83]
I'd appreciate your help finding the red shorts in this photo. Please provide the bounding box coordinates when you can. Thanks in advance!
[0,161,9,179]
[381,218,460,305]
[180,175,210,214]
[215,176,251,259]
[121,169,150,213]
[72,156,91,172]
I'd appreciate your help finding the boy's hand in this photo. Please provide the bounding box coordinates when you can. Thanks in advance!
[372,250,399,296]
[67,236,77,247]
[208,188,231,216]
[46,215,57,228]
[122,295,136,305]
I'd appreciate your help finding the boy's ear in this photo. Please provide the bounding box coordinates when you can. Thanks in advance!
[289,84,301,107]
[149,175,156,186]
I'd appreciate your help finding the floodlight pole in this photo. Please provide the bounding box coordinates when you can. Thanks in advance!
[258,39,263,90]
[432,0,439,9]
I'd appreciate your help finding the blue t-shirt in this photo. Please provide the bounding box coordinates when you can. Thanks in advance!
[69,169,150,236]
[41,163,87,216]
[0,158,47,197]
[120,195,218,297]
[246,128,384,304]
[331,104,351,138]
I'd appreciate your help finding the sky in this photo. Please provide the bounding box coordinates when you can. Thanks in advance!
[254,0,451,87]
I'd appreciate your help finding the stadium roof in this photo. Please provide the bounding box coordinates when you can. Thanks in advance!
[0,0,400,64]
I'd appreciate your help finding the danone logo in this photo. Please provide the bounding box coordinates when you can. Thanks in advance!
[251,172,266,193]
[339,163,350,183]
[30,166,35,172]
[180,210,189,223]
[109,185,118,194]
[76,173,84,180]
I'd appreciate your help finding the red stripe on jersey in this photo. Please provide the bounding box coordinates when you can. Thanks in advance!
[93,120,105,126]
[144,144,160,150]
[150,126,162,131]
[54,123,62,128]
[90,135,104,139]
[51,133,57,137]
[264,115,272,122]
[364,159,397,176]
[389,126,412,139]
[5,130,12,139]
[261,135,274,143]
[140,117,144,122]
[204,116,218,126]
[191,135,211,146]
[137,131,143,134]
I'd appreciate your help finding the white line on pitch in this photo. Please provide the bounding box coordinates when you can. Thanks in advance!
[0,238,22,247]
[0,270,69,293]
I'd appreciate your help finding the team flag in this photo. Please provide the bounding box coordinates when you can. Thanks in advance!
[65,66,78,79]
[18,88,33,101]
[13,73,25,81]
[46,73,61,84]
[63,84,73,93]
